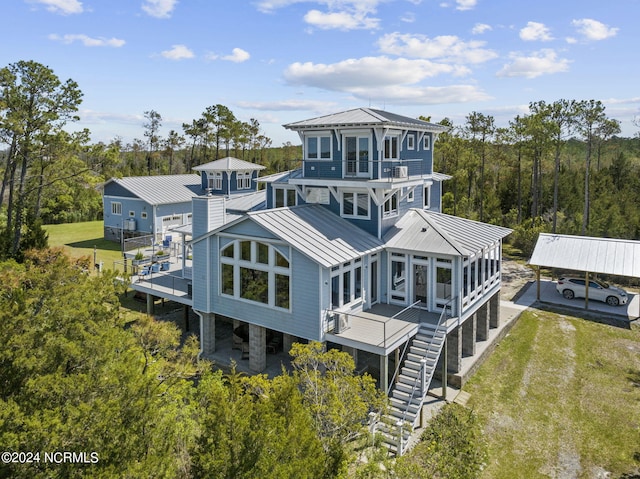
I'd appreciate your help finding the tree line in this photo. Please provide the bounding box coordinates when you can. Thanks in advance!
[433,101,640,254]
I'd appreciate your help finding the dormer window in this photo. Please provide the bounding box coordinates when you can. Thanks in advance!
[384,135,399,160]
[208,172,223,190]
[237,172,251,190]
[306,133,332,160]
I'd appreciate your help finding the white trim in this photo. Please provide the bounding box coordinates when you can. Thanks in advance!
[423,135,431,151]
[407,134,415,150]
[304,131,333,161]
[340,190,371,220]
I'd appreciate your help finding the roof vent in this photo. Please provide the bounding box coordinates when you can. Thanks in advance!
[421,227,428,232]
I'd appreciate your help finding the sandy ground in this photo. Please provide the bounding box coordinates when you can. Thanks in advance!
[500,257,537,301]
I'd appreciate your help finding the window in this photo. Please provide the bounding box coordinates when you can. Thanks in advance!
[329,259,364,309]
[390,253,407,302]
[141,212,148,219]
[344,135,370,176]
[274,188,297,208]
[237,172,251,190]
[111,202,122,215]
[208,172,223,190]
[220,240,291,310]
[129,211,135,217]
[384,135,399,160]
[342,191,369,219]
[423,135,431,150]
[383,192,399,218]
[306,134,332,160]
[423,185,431,209]
[407,134,415,150]
[407,188,414,203]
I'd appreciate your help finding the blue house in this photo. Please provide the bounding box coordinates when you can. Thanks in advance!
[102,158,266,243]
[189,108,511,451]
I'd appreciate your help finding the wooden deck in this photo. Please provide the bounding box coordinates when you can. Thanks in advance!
[130,260,192,306]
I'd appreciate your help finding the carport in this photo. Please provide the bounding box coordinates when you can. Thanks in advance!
[529,233,640,317]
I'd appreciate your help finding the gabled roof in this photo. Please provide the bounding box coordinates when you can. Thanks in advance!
[104,174,201,205]
[284,108,448,133]
[384,209,512,256]
[529,233,640,278]
[225,190,266,213]
[246,205,384,268]
[193,157,266,172]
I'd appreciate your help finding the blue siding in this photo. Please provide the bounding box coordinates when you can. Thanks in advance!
[223,219,279,240]
[104,182,137,198]
[429,181,442,212]
[103,196,152,233]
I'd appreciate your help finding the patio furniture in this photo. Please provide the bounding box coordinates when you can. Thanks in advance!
[160,261,170,271]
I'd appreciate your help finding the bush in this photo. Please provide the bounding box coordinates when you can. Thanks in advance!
[394,403,487,479]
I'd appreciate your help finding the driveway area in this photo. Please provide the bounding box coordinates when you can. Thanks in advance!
[516,278,639,321]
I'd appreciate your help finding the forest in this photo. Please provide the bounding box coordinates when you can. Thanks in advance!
[1,60,639,261]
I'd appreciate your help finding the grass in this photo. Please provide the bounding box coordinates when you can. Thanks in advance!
[464,309,640,478]
[44,220,125,271]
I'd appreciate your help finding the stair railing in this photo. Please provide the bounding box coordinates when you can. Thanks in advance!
[397,297,456,442]
[387,300,421,394]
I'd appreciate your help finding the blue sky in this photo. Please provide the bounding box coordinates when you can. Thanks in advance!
[2,0,638,146]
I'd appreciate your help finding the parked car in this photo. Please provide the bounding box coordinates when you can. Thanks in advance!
[556,277,628,306]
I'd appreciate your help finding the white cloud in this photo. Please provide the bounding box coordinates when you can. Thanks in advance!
[571,18,618,41]
[48,33,125,47]
[237,99,338,111]
[378,32,498,64]
[142,0,178,18]
[160,44,194,60]
[353,84,492,104]
[400,12,416,23]
[455,0,476,11]
[519,21,553,41]
[497,49,571,78]
[28,0,83,15]
[304,9,379,30]
[471,23,491,35]
[284,56,469,93]
[222,48,251,63]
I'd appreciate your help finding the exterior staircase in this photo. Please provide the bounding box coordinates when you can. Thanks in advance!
[375,315,449,456]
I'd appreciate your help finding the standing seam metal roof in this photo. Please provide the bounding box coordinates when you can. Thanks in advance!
[529,233,640,278]
[192,157,266,171]
[283,108,448,132]
[247,204,384,268]
[383,209,512,256]
[106,174,202,205]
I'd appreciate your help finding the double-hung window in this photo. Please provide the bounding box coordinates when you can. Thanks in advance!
[274,188,297,208]
[383,192,399,218]
[384,135,399,160]
[342,191,369,219]
[111,202,122,215]
[237,172,251,190]
[306,133,332,160]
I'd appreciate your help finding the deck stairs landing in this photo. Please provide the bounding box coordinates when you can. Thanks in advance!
[375,312,449,456]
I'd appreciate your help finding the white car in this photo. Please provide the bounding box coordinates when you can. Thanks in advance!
[556,277,628,306]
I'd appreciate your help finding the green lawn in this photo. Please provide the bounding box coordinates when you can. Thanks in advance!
[464,309,640,478]
[44,220,125,271]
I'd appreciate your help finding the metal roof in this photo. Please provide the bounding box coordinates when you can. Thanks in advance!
[105,174,202,205]
[247,204,384,268]
[384,209,512,256]
[284,108,448,133]
[529,233,640,278]
[256,169,303,184]
[192,157,266,172]
[225,191,266,212]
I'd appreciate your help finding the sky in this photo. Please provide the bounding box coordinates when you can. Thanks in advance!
[2,0,639,147]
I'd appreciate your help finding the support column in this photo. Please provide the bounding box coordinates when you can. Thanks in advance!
[489,291,500,328]
[446,326,462,374]
[146,293,154,316]
[183,305,190,332]
[476,302,490,341]
[249,324,266,373]
[201,312,216,355]
[379,354,389,393]
[282,333,296,353]
[462,314,477,357]
[342,345,358,366]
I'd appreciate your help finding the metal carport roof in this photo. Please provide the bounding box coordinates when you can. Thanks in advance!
[529,233,640,278]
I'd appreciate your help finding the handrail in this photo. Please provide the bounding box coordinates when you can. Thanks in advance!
[387,301,422,393]
[399,297,456,429]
